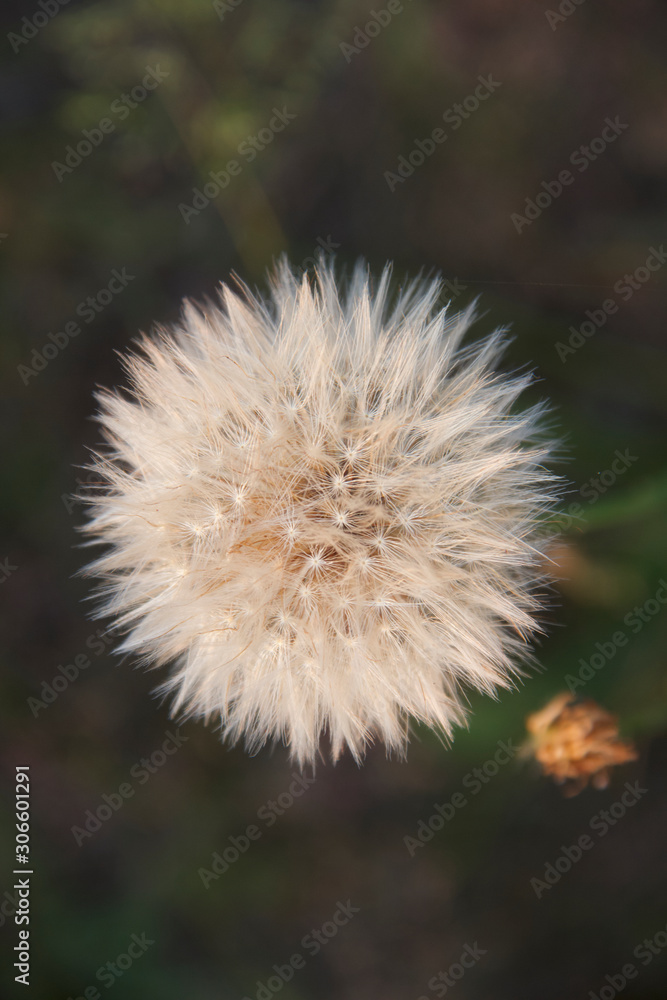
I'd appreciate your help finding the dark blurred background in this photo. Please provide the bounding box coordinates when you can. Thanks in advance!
[2,1,667,998]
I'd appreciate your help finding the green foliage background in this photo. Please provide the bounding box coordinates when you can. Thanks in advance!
[2,1,667,997]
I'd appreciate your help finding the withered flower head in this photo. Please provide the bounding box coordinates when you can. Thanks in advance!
[525,692,638,795]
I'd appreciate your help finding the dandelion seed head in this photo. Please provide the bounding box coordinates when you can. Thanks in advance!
[82,256,559,765]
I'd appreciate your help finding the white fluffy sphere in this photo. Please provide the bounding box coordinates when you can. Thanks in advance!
[83,258,557,764]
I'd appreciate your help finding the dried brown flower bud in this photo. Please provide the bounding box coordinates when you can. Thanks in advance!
[525,692,638,795]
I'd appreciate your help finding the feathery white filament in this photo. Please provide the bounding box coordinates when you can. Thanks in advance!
[82,257,557,765]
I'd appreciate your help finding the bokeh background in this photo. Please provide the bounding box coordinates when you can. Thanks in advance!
[2,1,667,997]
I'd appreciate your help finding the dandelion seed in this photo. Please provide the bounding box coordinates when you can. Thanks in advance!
[81,256,559,765]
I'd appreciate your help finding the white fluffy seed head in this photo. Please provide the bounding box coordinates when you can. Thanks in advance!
[81,257,559,765]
